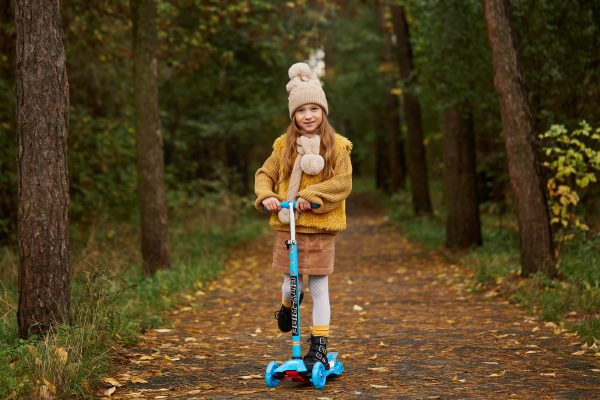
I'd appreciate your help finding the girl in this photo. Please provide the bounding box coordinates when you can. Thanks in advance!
[254,62,352,372]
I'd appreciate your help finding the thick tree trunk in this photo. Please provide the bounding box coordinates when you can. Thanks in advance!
[390,4,432,214]
[376,4,406,193]
[16,0,70,338]
[132,0,170,274]
[443,104,482,248]
[483,0,554,276]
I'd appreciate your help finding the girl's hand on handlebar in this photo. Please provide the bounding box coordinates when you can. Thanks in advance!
[262,197,281,212]
[296,197,312,212]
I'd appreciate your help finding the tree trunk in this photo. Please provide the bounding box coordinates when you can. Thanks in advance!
[377,3,406,193]
[443,104,482,248]
[132,0,170,274]
[375,130,390,191]
[390,4,432,214]
[482,0,554,276]
[16,0,70,338]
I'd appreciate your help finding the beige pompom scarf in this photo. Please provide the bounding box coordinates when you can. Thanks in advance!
[278,130,325,224]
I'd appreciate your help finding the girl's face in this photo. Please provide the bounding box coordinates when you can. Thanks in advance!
[294,103,323,133]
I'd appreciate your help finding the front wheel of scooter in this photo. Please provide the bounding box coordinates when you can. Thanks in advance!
[265,361,280,388]
[311,362,326,390]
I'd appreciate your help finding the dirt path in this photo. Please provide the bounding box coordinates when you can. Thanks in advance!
[103,197,600,399]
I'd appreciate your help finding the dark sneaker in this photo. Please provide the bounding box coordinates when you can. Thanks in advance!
[273,291,304,332]
[303,335,330,371]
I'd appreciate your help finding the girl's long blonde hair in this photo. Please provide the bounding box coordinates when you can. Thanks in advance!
[279,114,337,183]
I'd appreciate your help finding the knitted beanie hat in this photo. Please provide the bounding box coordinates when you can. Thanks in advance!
[286,62,329,119]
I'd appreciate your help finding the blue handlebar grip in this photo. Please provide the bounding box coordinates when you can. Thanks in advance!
[262,201,320,212]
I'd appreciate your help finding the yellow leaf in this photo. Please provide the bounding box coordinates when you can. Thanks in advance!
[368,367,390,372]
[370,384,389,388]
[131,376,148,384]
[43,378,57,395]
[103,377,123,387]
[55,346,68,364]
[105,386,116,396]
[238,374,263,380]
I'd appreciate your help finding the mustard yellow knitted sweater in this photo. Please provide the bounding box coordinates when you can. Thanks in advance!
[254,133,353,234]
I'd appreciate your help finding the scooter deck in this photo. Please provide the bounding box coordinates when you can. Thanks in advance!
[270,352,344,383]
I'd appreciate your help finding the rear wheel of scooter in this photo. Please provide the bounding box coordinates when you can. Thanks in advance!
[265,361,280,388]
[311,361,326,390]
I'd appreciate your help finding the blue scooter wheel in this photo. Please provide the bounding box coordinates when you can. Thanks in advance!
[265,361,280,388]
[311,362,326,390]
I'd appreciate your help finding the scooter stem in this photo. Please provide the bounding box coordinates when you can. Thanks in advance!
[282,200,302,359]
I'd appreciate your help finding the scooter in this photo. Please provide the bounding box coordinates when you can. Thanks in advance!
[263,200,344,390]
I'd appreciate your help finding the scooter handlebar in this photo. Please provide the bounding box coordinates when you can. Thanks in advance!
[262,200,320,212]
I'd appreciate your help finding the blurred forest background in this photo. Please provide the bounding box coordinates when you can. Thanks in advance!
[1,0,599,397]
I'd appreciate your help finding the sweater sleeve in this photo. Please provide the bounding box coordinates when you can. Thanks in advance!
[254,147,281,213]
[297,148,352,214]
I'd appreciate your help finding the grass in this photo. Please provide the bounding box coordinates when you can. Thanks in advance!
[386,182,600,346]
[0,192,266,399]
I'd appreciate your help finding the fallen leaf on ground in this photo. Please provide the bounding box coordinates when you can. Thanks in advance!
[154,329,172,333]
[370,384,389,388]
[103,377,123,387]
[353,305,363,311]
[238,375,263,380]
[130,376,148,383]
[104,386,116,397]
[367,367,390,372]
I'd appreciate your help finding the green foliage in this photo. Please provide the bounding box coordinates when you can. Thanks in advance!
[69,109,138,222]
[387,181,445,249]
[539,122,600,235]
[465,218,521,285]
[512,0,600,128]
[321,3,388,176]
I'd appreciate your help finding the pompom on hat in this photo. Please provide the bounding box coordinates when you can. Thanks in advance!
[286,62,329,119]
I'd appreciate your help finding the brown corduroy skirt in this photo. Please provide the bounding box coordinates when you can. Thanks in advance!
[272,230,336,275]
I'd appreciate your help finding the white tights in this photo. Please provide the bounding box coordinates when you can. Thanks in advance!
[281,274,330,327]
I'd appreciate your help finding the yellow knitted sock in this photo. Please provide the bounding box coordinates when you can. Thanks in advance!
[311,325,329,337]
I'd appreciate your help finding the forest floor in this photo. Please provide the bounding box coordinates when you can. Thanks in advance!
[101,194,600,399]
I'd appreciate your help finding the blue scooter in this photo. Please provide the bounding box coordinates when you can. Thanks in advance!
[264,200,344,390]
